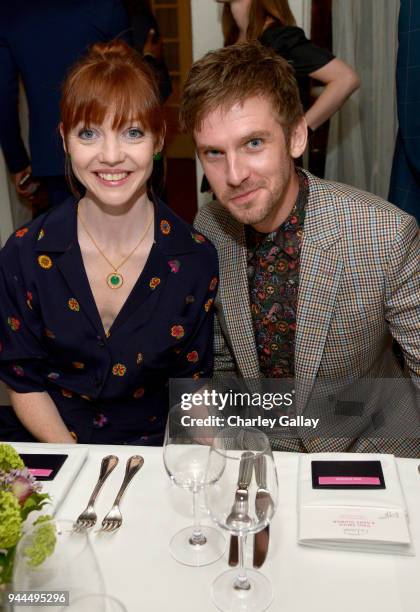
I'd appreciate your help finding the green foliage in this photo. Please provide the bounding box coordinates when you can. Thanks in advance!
[0,444,24,472]
[0,491,22,549]
[0,444,55,587]
[20,493,50,522]
[23,522,56,568]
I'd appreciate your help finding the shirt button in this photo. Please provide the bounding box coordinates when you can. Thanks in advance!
[96,335,105,347]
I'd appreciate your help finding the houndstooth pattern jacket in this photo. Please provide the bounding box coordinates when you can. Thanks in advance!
[195,170,420,457]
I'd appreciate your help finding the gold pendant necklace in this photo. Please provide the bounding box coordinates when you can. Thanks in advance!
[77,205,154,289]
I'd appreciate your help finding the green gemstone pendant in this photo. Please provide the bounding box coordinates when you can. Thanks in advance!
[106,272,123,289]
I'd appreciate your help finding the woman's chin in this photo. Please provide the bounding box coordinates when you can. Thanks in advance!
[84,182,149,210]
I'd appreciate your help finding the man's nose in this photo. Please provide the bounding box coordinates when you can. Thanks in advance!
[99,135,125,165]
[225,155,249,187]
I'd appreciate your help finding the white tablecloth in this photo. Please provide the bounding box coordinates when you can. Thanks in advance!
[10,443,420,612]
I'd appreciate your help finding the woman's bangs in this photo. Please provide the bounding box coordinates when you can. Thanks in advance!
[66,69,155,133]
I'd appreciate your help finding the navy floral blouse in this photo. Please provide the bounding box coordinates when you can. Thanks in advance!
[0,197,218,444]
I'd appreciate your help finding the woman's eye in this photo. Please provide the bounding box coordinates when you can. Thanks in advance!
[78,128,97,140]
[126,127,144,139]
[247,138,263,149]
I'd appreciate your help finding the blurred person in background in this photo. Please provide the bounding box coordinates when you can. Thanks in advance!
[218,0,360,133]
[123,0,172,103]
[0,0,129,212]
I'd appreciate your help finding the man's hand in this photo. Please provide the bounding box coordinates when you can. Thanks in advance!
[143,29,163,62]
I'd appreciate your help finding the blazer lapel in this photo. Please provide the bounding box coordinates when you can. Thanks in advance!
[295,172,343,405]
[219,221,260,379]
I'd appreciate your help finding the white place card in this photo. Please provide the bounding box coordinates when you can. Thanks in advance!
[297,452,414,555]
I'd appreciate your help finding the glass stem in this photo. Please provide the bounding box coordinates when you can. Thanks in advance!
[234,534,251,590]
[189,489,207,546]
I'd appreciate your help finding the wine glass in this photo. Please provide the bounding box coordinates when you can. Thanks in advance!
[163,403,226,566]
[205,427,278,611]
[13,519,104,611]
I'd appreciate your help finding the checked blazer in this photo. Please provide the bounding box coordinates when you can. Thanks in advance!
[195,170,420,456]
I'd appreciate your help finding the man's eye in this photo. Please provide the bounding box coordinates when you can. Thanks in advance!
[78,128,97,140]
[126,127,144,139]
[247,138,263,149]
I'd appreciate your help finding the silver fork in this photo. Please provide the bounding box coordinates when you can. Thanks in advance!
[101,455,144,532]
[74,455,119,531]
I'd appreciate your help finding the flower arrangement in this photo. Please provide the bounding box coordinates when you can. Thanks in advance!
[0,444,55,590]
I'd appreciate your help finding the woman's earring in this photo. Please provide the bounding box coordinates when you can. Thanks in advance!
[153,151,162,161]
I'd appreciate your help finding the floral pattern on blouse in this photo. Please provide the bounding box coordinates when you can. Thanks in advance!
[15,228,28,238]
[37,255,52,269]
[68,298,80,312]
[160,220,171,235]
[168,260,180,273]
[149,277,161,289]
[112,363,127,377]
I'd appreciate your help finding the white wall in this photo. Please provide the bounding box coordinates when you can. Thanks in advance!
[289,0,312,36]
[0,152,14,248]
[190,0,224,208]
[190,0,311,208]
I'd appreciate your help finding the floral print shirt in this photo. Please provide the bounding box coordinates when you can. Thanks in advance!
[0,197,218,444]
[246,170,308,377]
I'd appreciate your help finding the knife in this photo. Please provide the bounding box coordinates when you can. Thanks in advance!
[228,451,254,567]
[253,454,273,568]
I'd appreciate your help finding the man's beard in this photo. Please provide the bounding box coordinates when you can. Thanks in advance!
[219,178,282,227]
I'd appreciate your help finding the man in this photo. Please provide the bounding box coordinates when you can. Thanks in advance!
[180,43,420,456]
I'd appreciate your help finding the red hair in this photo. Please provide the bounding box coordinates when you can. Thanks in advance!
[60,39,164,143]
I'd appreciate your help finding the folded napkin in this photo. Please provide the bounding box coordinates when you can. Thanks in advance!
[297,452,414,555]
[12,443,88,515]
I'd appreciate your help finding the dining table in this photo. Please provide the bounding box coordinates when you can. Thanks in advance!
[8,442,420,612]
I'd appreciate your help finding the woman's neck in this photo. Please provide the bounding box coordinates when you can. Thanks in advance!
[78,190,154,248]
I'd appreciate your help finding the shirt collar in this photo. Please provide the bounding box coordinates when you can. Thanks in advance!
[246,168,308,256]
[35,195,200,256]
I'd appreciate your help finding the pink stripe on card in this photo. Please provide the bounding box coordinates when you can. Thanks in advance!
[28,468,53,477]
[319,476,380,485]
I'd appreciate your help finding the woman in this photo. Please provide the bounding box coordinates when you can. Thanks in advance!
[219,0,360,131]
[0,40,218,445]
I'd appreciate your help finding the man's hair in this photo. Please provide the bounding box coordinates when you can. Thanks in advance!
[180,42,303,143]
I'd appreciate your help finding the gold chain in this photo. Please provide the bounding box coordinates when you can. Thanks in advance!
[77,205,154,288]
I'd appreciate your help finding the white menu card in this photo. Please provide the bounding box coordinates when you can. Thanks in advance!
[297,453,414,555]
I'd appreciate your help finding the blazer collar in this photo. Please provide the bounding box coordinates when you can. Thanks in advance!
[300,169,341,251]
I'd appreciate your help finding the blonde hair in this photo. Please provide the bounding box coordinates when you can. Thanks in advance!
[223,0,296,46]
[180,42,303,147]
